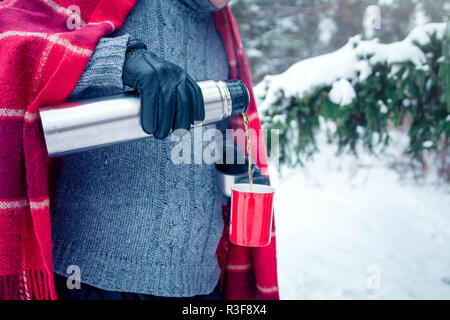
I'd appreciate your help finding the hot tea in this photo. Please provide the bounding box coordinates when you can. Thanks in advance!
[242,112,253,191]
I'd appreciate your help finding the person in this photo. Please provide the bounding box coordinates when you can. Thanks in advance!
[49,0,239,300]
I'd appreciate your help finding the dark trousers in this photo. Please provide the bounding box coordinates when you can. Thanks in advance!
[54,274,222,300]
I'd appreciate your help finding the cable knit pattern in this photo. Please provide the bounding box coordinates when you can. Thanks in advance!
[69,35,130,99]
[50,0,229,297]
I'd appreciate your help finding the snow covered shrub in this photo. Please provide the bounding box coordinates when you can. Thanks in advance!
[256,23,450,167]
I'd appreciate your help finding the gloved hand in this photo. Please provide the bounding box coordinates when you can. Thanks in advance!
[122,39,204,139]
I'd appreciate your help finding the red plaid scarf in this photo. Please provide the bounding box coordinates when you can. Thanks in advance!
[0,0,279,300]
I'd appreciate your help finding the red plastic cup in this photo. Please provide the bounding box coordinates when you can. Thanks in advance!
[230,183,275,247]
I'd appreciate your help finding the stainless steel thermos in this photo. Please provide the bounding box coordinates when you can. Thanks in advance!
[40,80,249,157]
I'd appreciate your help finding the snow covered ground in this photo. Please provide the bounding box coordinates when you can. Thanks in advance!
[270,130,450,300]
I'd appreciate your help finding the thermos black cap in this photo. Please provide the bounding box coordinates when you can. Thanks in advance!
[224,80,250,115]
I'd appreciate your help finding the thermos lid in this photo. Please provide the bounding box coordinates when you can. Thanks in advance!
[224,80,250,115]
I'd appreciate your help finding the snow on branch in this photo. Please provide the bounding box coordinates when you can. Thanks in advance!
[255,23,449,166]
[256,23,447,111]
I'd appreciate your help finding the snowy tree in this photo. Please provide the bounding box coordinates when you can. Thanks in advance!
[255,23,450,169]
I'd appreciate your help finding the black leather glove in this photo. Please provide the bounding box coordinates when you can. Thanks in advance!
[123,39,205,139]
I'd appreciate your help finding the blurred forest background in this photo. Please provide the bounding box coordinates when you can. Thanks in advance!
[231,0,449,82]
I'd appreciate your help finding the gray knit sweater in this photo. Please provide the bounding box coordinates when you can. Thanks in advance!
[50,0,229,297]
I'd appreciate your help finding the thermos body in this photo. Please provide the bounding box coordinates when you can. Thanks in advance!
[40,80,247,157]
